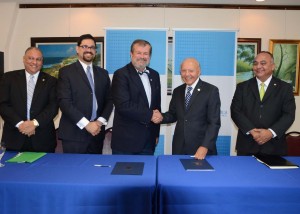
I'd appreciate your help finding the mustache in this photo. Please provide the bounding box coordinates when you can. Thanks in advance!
[84,52,94,55]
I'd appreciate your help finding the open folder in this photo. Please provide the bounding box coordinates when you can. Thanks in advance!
[253,154,299,169]
[6,152,47,163]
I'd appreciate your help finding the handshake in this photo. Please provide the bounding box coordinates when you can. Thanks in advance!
[151,109,163,124]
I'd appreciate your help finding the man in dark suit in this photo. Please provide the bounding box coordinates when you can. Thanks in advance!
[152,58,221,159]
[231,51,296,156]
[57,34,113,154]
[111,39,161,155]
[0,47,58,152]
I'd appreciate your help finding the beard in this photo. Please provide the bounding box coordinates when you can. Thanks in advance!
[82,52,94,63]
[133,58,149,71]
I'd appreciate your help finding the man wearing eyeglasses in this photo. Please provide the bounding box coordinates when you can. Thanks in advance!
[0,47,58,152]
[57,34,113,154]
[231,51,296,156]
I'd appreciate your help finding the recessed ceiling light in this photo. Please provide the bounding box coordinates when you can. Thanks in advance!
[256,0,265,2]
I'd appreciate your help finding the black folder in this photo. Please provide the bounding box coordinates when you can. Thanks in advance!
[111,162,144,175]
[253,154,299,169]
[180,159,214,171]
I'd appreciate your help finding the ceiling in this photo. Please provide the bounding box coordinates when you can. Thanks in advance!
[1,0,300,6]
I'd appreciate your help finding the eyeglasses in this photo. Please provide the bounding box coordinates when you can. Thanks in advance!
[79,45,97,51]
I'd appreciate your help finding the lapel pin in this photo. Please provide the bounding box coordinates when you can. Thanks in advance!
[42,79,45,82]
[274,83,276,86]
[197,88,200,92]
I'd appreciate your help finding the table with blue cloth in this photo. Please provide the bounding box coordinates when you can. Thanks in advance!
[157,155,300,214]
[0,152,156,214]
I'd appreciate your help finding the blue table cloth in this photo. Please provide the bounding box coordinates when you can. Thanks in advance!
[157,155,300,214]
[0,152,156,214]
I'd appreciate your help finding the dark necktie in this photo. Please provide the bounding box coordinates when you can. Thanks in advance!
[138,70,149,75]
[185,86,193,109]
[86,66,97,120]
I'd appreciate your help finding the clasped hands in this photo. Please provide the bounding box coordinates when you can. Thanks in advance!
[85,120,102,136]
[18,120,36,137]
[151,109,163,124]
[250,128,273,145]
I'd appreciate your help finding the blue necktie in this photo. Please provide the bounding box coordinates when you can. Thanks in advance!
[86,66,97,120]
[27,75,35,119]
[185,86,192,109]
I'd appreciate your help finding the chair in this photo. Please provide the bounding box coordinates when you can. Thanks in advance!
[285,131,300,156]
[102,127,112,154]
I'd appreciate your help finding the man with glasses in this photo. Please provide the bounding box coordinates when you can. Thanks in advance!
[0,47,58,152]
[231,51,296,156]
[57,34,113,154]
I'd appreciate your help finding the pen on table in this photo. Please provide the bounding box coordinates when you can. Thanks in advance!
[94,164,111,167]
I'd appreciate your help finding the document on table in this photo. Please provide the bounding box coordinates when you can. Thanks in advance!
[253,154,299,169]
[6,152,47,163]
[111,162,144,175]
[180,159,214,171]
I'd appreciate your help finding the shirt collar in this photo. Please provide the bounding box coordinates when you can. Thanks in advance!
[79,60,92,73]
[256,75,272,88]
[186,77,200,90]
[25,70,40,79]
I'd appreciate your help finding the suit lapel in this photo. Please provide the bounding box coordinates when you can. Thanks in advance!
[92,65,100,93]
[262,77,279,102]
[147,69,157,109]
[31,72,47,105]
[179,85,186,112]
[249,77,260,102]
[17,70,27,107]
[76,61,92,91]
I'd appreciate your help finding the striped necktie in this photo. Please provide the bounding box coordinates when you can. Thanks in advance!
[27,75,35,119]
[185,86,193,109]
[86,66,97,120]
[259,83,265,101]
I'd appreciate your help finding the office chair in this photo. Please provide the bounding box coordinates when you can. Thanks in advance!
[103,127,112,154]
[285,131,300,156]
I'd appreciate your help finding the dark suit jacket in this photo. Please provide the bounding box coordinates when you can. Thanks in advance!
[111,62,161,153]
[231,76,296,155]
[0,69,58,152]
[162,79,221,155]
[57,60,113,142]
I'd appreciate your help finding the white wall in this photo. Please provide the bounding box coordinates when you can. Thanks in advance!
[0,3,299,154]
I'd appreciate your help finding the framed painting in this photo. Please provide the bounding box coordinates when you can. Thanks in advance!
[269,39,300,95]
[236,38,261,84]
[31,37,104,78]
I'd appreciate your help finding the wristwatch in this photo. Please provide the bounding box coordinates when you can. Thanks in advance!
[33,119,39,127]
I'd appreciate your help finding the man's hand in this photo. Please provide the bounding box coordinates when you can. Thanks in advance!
[85,121,102,136]
[250,128,272,145]
[18,120,36,136]
[194,146,208,160]
[151,109,163,124]
[255,129,273,145]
